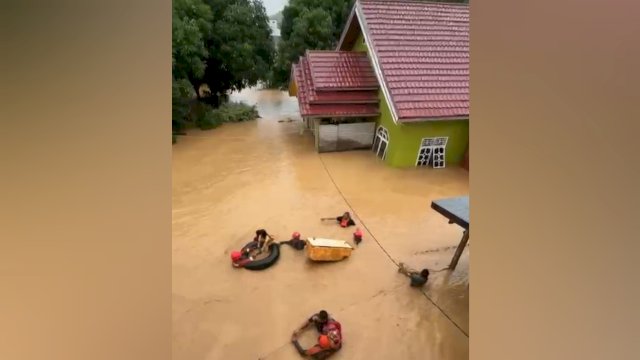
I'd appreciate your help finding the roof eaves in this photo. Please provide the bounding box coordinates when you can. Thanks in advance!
[355,1,399,125]
[306,112,380,119]
[399,116,469,123]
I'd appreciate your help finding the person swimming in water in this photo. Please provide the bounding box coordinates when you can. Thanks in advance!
[321,212,356,228]
[291,310,342,359]
[280,231,306,250]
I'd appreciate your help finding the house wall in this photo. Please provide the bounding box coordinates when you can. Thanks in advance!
[318,123,339,152]
[351,29,469,168]
[352,33,367,52]
[462,145,469,171]
[289,78,297,96]
[378,92,469,167]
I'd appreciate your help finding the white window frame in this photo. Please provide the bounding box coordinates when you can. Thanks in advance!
[416,137,449,168]
[372,126,390,160]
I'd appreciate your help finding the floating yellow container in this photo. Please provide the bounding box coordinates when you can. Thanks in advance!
[306,237,354,262]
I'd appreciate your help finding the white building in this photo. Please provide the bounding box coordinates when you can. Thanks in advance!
[268,19,281,43]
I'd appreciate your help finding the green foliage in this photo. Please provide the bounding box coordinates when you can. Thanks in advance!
[270,0,354,89]
[290,8,334,51]
[217,102,260,122]
[172,78,195,132]
[172,0,274,140]
[172,0,213,80]
[195,109,223,130]
[192,101,259,130]
[172,0,212,138]
[201,0,275,98]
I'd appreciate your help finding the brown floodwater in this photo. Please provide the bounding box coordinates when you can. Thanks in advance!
[172,87,470,359]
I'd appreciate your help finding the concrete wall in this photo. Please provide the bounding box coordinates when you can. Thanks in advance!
[316,121,376,152]
[318,123,338,152]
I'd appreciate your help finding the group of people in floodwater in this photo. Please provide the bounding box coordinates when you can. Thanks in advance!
[230,211,430,359]
[230,212,357,268]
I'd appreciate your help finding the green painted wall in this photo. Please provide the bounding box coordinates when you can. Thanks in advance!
[350,29,469,167]
[352,33,368,52]
[377,92,469,167]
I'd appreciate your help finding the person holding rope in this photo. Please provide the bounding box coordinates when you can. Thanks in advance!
[291,310,342,359]
[398,262,430,287]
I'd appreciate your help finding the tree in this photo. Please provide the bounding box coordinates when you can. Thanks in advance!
[289,8,334,55]
[270,0,354,89]
[199,0,275,103]
[172,0,275,137]
[172,78,195,133]
[172,0,213,81]
[172,0,212,134]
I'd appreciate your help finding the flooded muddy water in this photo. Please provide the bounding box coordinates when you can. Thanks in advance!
[173,87,469,359]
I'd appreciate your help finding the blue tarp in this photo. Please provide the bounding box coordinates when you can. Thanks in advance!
[431,196,469,230]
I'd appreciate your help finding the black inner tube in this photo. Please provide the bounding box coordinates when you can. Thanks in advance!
[243,243,280,271]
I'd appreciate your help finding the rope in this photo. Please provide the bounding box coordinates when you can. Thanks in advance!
[317,154,468,338]
[419,291,468,337]
[317,154,400,267]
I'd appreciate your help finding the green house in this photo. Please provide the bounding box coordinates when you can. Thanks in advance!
[290,0,469,169]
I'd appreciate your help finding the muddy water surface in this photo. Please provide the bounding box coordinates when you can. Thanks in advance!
[173,87,469,359]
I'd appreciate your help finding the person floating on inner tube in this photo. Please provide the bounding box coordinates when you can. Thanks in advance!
[321,212,356,228]
[280,231,306,250]
[252,229,275,254]
[291,310,342,359]
[398,262,430,287]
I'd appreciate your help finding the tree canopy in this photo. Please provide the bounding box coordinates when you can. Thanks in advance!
[200,0,275,100]
[172,0,275,134]
[172,0,212,81]
[271,0,354,88]
[172,0,274,99]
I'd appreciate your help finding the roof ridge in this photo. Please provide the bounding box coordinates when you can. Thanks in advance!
[306,50,364,53]
[358,0,469,8]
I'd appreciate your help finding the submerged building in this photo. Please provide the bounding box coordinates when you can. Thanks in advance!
[289,0,469,170]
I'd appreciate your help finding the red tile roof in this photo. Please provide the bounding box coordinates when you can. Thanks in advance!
[301,54,378,104]
[306,51,379,90]
[292,57,379,118]
[308,89,379,104]
[352,0,469,121]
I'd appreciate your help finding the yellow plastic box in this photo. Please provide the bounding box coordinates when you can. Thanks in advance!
[306,237,353,262]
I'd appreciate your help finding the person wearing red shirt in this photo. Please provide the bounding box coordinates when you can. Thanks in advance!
[291,310,342,359]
